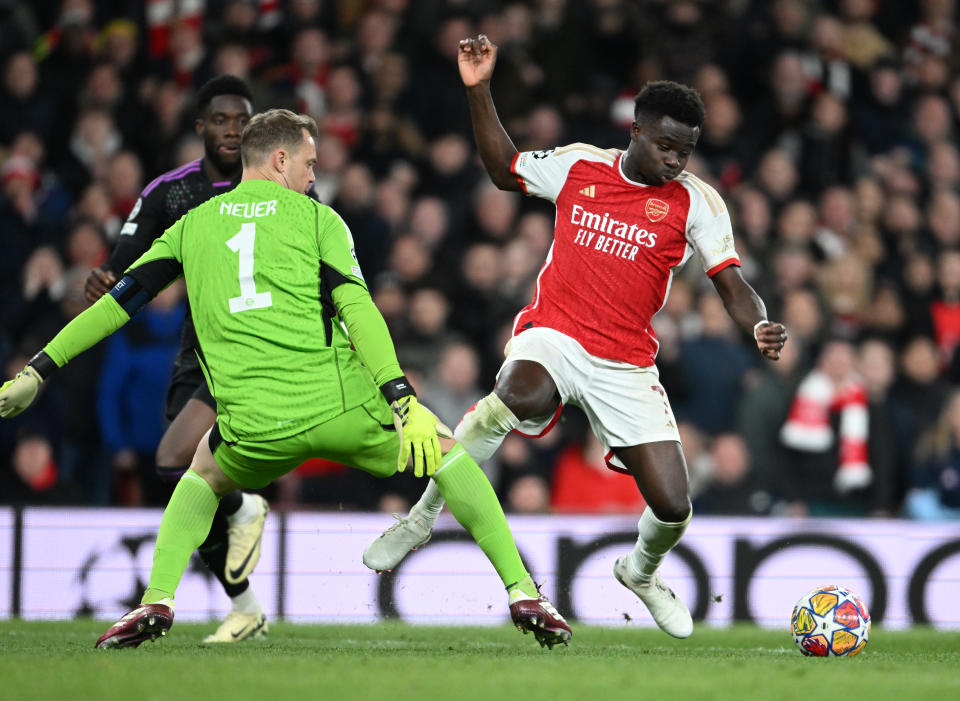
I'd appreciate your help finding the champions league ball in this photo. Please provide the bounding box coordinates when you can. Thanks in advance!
[791,585,871,657]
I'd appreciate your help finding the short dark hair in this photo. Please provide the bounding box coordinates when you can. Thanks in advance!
[241,108,318,166]
[634,81,705,129]
[196,74,254,115]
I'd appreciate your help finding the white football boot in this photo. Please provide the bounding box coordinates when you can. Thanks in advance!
[225,495,269,584]
[202,611,268,643]
[614,556,693,638]
[362,513,432,572]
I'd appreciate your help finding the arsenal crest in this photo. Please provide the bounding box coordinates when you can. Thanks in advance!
[646,198,669,222]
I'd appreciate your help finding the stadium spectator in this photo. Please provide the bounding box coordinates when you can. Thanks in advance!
[930,249,960,367]
[850,56,911,156]
[857,336,911,514]
[675,293,758,435]
[5,433,81,504]
[697,91,751,190]
[550,430,646,514]
[907,389,960,520]
[332,163,391,280]
[891,336,953,464]
[737,331,805,507]
[498,433,553,515]
[0,50,56,145]
[420,341,485,430]
[694,432,772,516]
[96,282,185,506]
[780,339,876,515]
[396,287,453,373]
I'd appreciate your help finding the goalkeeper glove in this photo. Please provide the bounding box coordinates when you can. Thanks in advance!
[381,377,453,478]
[0,365,44,418]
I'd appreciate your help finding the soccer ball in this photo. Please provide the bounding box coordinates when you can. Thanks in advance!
[791,585,870,657]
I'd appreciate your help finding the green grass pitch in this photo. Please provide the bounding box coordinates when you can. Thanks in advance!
[2,621,958,701]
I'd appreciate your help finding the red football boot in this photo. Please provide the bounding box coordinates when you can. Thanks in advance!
[95,599,174,649]
[509,587,572,649]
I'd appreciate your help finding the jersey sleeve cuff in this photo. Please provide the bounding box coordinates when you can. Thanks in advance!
[706,257,740,278]
[28,350,58,380]
[509,152,529,194]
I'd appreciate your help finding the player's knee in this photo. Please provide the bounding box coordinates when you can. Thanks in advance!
[190,460,236,497]
[156,435,193,468]
[493,385,555,422]
[155,431,199,483]
[494,361,559,421]
[651,497,692,525]
[155,464,188,484]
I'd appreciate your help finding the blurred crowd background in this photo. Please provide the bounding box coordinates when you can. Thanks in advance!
[2,0,960,521]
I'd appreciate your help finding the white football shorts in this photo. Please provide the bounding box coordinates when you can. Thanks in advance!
[500,327,681,461]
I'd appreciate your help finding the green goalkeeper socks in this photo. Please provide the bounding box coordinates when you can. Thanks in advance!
[141,451,538,606]
[433,444,538,598]
[142,470,219,604]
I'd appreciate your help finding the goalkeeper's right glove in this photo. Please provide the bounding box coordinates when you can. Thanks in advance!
[0,365,44,418]
[381,377,452,478]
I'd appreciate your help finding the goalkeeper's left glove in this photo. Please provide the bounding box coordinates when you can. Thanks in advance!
[0,365,44,418]
[381,377,452,478]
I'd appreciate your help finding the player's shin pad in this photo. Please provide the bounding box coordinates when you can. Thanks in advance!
[453,392,519,464]
[433,444,528,588]
[146,471,220,598]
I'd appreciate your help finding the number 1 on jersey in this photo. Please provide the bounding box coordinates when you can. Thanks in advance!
[226,222,273,313]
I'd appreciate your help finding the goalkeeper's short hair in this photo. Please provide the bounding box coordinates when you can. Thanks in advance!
[241,109,319,167]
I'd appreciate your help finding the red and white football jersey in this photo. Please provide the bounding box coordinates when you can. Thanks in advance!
[510,143,740,367]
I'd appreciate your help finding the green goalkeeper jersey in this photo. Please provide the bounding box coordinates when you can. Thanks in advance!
[126,179,389,442]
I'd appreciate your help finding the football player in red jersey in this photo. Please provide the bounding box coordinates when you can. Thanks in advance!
[364,35,786,638]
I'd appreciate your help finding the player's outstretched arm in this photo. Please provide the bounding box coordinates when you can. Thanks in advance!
[0,293,134,418]
[710,266,787,361]
[459,34,521,192]
[2,238,182,419]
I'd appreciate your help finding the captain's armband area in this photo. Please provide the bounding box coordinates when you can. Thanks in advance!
[108,276,152,316]
[108,259,182,316]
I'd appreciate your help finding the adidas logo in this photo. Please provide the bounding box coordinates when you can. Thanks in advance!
[579,185,596,197]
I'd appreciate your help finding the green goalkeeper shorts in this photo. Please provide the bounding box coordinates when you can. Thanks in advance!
[210,393,399,489]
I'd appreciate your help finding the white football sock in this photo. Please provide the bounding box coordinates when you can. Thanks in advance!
[626,507,691,584]
[230,586,262,614]
[227,493,261,527]
[410,393,520,527]
[410,479,444,523]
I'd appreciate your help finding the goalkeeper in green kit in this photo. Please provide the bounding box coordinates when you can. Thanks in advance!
[0,109,571,650]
